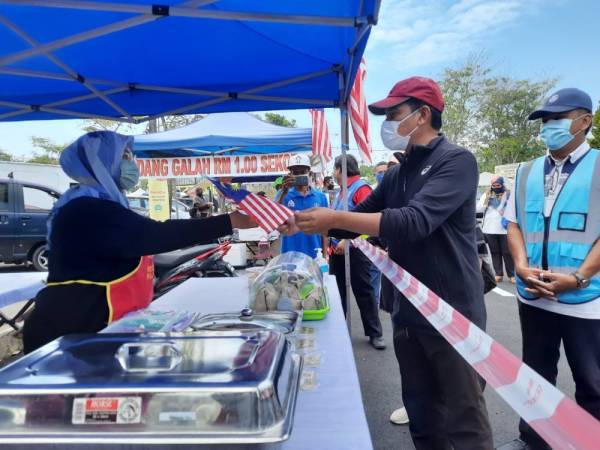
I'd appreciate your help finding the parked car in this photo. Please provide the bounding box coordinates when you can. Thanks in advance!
[127,195,190,219]
[0,178,61,271]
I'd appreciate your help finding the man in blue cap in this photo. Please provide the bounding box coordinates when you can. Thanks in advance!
[504,88,599,450]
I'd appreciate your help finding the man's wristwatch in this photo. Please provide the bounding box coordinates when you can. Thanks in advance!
[571,271,591,289]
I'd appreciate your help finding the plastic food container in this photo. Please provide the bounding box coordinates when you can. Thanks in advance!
[249,252,330,321]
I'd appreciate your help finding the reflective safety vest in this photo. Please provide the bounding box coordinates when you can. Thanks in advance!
[333,178,369,211]
[47,256,154,322]
[515,149,600,304]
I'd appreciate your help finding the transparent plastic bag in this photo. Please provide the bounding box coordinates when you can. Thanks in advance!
[249,251,326,312]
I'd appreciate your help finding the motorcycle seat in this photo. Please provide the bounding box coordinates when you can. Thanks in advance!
[154,244,219,269]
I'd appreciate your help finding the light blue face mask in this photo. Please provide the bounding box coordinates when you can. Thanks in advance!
[539,115,586,151]
[119,159,140,191]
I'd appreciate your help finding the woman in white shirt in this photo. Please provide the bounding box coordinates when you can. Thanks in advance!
[477,176,515,283]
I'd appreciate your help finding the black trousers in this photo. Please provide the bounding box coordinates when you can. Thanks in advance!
[394,327,493,450]
[330,248,383,338]
[379,275,395,313]
[518,302,600,449]
[484,233,514,278]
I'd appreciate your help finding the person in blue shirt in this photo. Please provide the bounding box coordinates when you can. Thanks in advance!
[277,154,328,258]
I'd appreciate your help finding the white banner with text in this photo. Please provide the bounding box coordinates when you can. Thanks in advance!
[137,153,298,179]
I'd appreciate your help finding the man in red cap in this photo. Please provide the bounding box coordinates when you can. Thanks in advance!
[283,76,493,449]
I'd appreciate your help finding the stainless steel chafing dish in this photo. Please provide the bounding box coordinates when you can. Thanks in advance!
[0,330,302,445]
[190,309,301,336]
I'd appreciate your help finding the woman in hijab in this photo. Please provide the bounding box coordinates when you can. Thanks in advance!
[23,131,253,353]
[477,175,515,283]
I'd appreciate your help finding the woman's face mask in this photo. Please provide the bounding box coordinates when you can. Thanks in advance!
[119,151,140,191]
[380,109,420,151]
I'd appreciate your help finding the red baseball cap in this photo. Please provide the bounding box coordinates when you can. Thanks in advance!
[368,76,445,115]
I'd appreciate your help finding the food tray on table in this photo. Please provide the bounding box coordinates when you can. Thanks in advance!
[301,285,330,321]
[0,330,302,445]
[249,252,330,321]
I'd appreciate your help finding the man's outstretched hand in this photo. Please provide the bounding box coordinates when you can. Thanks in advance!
[295,207,337,234]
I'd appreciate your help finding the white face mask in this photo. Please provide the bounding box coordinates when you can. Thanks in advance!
[380,109,420,151]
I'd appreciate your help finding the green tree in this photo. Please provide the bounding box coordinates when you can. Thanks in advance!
[360,164,375,185]
[144,115,203,133]
[439,58,556,173]
[589,104,600,149]
[83,115,203,134]
[438,55,490,147]
[0,149,12,161]
[476,76,556,171]
[82,118,136,133]
[262,113,296,128]
[29,137,68,165]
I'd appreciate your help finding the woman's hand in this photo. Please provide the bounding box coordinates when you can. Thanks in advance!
[278,215,300,236]
[229,210,255,229]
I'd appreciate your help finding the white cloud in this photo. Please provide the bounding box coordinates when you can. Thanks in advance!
[369,0,547,71]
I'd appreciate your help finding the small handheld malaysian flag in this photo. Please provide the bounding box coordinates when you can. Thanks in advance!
[208,178,293,232]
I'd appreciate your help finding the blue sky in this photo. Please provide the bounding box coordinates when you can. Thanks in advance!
[1,0,599,162]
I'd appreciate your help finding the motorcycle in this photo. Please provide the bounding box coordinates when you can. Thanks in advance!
[153,240,236,299]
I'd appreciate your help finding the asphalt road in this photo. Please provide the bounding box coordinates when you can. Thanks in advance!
[350,281,575,450]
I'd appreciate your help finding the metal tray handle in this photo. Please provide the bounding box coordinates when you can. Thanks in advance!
[116,342,183,372]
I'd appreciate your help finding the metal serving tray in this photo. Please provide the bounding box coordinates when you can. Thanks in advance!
[190,309,301,336]
[0,330,302,445]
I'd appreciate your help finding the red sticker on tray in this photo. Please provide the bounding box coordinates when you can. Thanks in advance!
[72,397,141,425]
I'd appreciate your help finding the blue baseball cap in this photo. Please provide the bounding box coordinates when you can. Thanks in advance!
[528,88,593,120]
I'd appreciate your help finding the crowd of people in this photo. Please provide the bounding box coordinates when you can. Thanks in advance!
[276,79,599,450]
[22,74,598,450]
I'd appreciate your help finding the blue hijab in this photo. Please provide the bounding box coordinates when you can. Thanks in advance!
[47,131,132,249]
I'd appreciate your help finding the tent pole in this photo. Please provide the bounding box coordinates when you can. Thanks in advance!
[0,67,122,85]
[0,14,132,119]
[8,1,358,27]
[138,68,338,120]
[0,62,335,122]
[340,104,352,333]
[0,0,217,67]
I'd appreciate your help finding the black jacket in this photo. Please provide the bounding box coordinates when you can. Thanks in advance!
[23,198,232,353]
[333,135,486,332]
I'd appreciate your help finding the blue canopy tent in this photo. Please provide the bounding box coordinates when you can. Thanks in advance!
[132,112,313,182]
[133,112,312,158]
[0,0,382,330]
[0,0,379,122]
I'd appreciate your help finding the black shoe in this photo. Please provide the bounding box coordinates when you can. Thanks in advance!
[369,336,386,350]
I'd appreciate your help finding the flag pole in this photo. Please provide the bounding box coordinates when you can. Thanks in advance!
[340,103,352,333]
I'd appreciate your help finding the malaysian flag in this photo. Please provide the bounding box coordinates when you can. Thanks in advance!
[209,178,293,232]
[309,108,332,163]
[349,58,372,164]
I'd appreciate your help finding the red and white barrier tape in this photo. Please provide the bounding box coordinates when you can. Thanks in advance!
[351,238,600,450]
